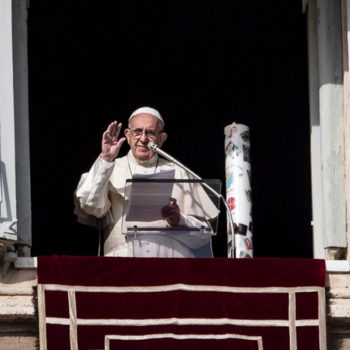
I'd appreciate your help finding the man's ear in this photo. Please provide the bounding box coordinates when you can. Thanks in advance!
[124,128,131,145]
[158,132,167,147]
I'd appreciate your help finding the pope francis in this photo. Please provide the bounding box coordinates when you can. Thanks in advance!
[74,107,218,257]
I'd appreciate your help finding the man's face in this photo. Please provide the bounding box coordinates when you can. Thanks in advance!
[124,113,167,161]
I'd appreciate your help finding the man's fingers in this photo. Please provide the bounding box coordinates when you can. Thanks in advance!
[106,121,123,135]
[106,121,116,134]
[162,206,173,217]
[103,122,115,141]
[101,122,125,162]
[169,197,177,207]
[162,204,179,217]
[161,202,180,226]
[116,137,126,149]
[114,122,122,139]
[163,207,180,226]
[110,121,120,138]
[110,122,117,137]
[103,121,123,142]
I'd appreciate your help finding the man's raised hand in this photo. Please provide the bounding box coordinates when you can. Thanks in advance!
[100,121,126,162]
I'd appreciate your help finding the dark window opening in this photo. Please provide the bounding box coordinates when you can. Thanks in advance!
[28,1,312,258]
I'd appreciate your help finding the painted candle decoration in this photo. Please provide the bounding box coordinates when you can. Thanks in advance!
[224,123,253,258]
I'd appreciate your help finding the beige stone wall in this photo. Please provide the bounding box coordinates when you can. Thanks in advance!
[0,262,37,350]
[327,270,350,349]
[0,334,37,350]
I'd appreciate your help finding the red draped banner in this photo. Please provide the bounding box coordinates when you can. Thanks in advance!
[37,256,326,350]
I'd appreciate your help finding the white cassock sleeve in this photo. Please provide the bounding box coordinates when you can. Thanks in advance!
[74,157,115,218]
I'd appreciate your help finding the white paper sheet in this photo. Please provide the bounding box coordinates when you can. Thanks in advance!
[125,169,175,222]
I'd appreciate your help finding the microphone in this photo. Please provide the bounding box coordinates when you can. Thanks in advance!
[148,141,205,183]
[148,142,235,256]
[148,141,209,182]
[148,142,176,162]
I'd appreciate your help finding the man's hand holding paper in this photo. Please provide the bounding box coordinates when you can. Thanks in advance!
[162,198,180,226]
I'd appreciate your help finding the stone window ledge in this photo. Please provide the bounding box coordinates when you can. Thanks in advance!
[13,257,350,272]
[326,260,350,273]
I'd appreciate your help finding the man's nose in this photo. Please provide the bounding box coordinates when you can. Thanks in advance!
[139,131,149,142]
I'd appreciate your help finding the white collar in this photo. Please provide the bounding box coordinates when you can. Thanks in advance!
[126,150,159,167]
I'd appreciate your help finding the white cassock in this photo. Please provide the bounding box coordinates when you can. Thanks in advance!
[74,151,219,257]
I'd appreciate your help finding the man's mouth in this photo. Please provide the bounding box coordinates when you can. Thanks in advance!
[136,144,148,150]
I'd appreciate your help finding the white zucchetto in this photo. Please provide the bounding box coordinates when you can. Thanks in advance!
[129,106,164,126]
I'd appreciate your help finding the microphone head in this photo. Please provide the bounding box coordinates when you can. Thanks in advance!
[148,142,158,151]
